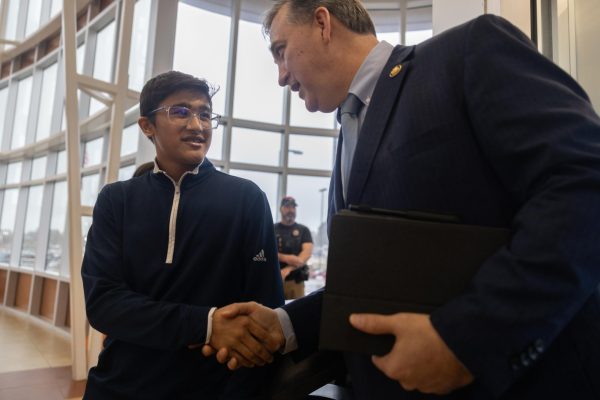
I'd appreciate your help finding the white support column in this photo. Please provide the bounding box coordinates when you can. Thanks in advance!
[105,0,134,184]
[62,0,87,381]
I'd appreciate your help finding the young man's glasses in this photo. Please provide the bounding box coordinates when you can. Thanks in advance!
[149,106,221,129]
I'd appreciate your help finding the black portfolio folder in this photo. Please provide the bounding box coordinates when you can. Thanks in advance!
[319,206,510,356]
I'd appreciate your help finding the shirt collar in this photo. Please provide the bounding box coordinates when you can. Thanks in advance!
[347,40,394,107]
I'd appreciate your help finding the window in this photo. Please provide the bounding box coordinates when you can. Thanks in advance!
[6,161,23,184]
[230,128,281,167]
[36,63,59,141]
[234,19,283,123]
[4,0,20,41]
[208,125,223,161]
[90,21,116,114]
[31,156,47,180]
[0,86,8,146]
[0,188,19,264]
[288,135,335,170]
[286,175,330,237]
[406,29,433,45]
[81,173,100,206]
[118,164,135,181]
[25,0,43,37]
[129,0,151,91]
[290,94,336,129]
[20,185,44,268]
[11,76,33,149]
[173,3,231,115]
[50,0,62,17]
[229,169,279,218]
[83,137,104,167]
[46,180,66,273]
[120,124,139,156]
[56,150,67,174]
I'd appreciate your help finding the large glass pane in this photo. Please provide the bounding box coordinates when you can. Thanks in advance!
[56,150,67,174]
[20,185,44,268]
[50,0,62,16]
[286,174,331,293]
[288,135,335,170]
[0,86,8,146]
[81,173,100,206]
[0,189,19,264]
[90,21,116,114]
[290,94,336,129]
[25,0,43,37]
[92,21,116,81]
[173,3,230,115]
[234,19,283,123]
[11,76,33,149]
[6,161,22,184]
[286,175,330,236]
[118,164,135,181]
[229,169,278,218]
[30,156,47,180]
[76,43,86,74]
[406,29,432,45]
[36,63,58,141]
[128,0,151,91]
[377,31,400,46]
[207,125,223,161]
[4,0,20,41]
[120,123,139,156]
[230,128,281,167]
[46,180,66,273]
[83,137,104,167]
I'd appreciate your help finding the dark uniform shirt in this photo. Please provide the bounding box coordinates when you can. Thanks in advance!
[274,222,313,282]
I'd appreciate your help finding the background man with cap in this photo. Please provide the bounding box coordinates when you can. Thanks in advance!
[274,196,313,299]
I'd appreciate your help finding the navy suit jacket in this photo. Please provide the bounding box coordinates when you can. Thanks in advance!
[284,15,600,399]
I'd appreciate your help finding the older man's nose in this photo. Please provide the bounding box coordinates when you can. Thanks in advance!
[278,64,289,87]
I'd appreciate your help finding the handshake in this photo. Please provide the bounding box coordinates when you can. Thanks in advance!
[200,302,284,370]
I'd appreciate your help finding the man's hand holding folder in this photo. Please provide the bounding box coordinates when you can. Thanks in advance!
[350,312,473,394]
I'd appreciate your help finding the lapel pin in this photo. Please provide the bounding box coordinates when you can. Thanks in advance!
[389,64,402,78]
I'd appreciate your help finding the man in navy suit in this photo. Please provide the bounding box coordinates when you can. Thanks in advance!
[205,1,600,398]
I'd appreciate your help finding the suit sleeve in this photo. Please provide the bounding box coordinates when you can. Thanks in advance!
[430,15,600,396]
[81,184,209,349]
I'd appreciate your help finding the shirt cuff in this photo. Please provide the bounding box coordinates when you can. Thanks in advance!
[204,307,217,345]
[275,307,298,354]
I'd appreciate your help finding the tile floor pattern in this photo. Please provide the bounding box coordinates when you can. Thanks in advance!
[0,307,85,399]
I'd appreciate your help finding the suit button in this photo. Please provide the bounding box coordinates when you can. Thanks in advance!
[527,346,538,360]
[534,339,545,353]
[520,353,531,367]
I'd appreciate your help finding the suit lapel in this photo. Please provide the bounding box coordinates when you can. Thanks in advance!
[346,45,415,206]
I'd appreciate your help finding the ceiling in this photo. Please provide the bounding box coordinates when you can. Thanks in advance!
[182,0,432,31]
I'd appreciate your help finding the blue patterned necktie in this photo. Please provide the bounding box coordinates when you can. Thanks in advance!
[338,93,363,200]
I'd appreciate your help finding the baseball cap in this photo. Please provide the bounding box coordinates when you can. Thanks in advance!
[281,196,298,207]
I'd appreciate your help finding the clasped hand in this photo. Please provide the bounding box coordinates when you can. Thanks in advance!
[202,302,284,369]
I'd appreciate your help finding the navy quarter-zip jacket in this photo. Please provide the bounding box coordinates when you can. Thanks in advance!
[82,160,284,399]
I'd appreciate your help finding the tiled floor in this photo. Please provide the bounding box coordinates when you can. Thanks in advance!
[0,307,85,399]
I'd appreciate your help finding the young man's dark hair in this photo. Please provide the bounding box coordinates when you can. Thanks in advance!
[139,70,214,123]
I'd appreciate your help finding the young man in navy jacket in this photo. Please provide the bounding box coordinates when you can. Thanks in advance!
[81,71,284,399]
